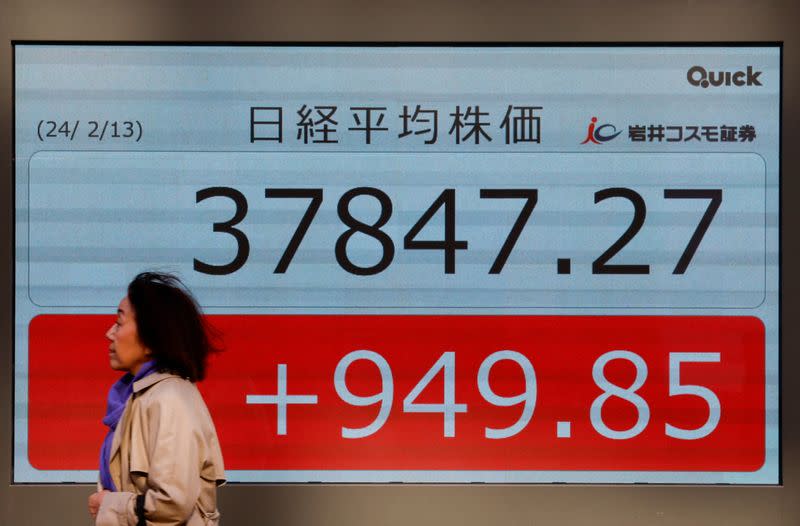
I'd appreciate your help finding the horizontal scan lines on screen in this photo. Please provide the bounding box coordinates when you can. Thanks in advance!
[26,151,766,309]
[24,285,766,310]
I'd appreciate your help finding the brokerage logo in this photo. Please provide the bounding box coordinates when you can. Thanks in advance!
[581,117,622,144]
[687,66,762,88]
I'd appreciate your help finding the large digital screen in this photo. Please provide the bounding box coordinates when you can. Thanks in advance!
[13,44,780,484]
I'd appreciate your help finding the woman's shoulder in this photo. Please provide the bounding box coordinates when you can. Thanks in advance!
[135,375,219,436]
[136,373,204,408]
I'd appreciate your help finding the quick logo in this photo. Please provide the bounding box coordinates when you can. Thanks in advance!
[687,66,762,88]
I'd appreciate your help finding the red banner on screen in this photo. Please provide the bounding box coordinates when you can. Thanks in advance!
[29,315,765,472]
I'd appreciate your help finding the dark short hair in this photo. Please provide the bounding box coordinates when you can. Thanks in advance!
[127,272,220,382]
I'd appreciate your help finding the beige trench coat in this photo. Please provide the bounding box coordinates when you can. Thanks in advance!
[96,373,226,526]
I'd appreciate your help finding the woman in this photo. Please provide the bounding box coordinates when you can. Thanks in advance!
[88,272,226,525]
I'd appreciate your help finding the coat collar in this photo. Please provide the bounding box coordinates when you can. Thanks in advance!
[133,371,183,393]
[107,372,184,483]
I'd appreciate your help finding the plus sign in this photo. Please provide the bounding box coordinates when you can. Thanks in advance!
[246,364,318,435]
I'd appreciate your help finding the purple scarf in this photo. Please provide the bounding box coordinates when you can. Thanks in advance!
[99,360,159,491]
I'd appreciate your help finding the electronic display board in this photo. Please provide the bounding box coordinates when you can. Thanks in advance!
[13,44,780,484]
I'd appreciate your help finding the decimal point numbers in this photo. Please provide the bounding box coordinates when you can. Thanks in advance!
[193,186,722,276]
[246,349,721,441]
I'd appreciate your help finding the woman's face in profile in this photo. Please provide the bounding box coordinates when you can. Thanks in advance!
[105,296,150,375]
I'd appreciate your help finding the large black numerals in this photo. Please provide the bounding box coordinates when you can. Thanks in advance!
[664,189,722,274]
[479,189,538,274]
[592,187,649,275]
[194,186,722,277]
[335,187,395,276]
[404,189,468,274]
[265,188,323,273]
[194,187,250,275]
[592,187,722,275]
